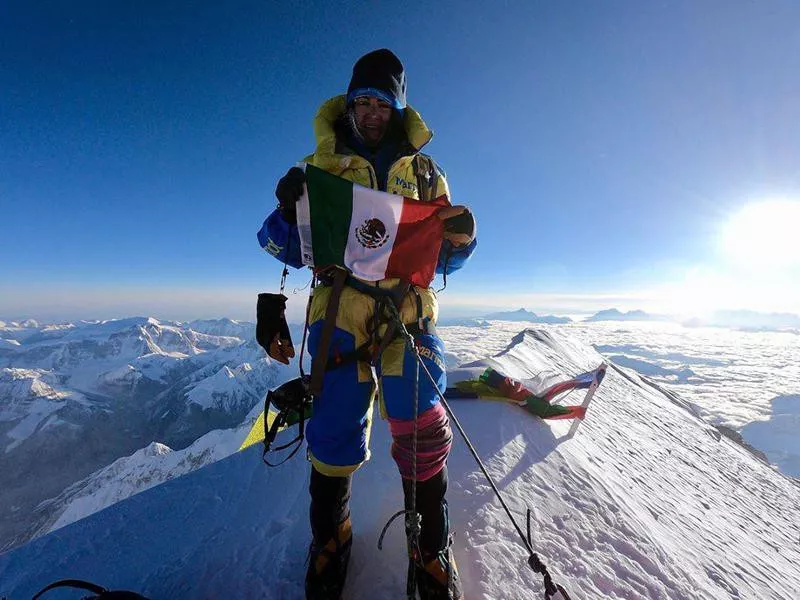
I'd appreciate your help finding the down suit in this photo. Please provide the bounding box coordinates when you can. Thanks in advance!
[259,94,476,481]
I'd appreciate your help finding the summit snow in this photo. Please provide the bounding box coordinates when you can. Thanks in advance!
[1,326,798,599]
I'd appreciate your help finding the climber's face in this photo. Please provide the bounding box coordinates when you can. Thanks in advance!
[353,96,392,146]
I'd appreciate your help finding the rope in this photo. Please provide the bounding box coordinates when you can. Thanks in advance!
[298,276,315,379]
[406,334,422,599]
[381,299,571,600]
[436,249,451,293]
[374,299,424,599]
[278,229,292,295]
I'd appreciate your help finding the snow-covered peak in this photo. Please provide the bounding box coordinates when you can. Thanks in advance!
[140,441,172,457]
[99,363,141,386]
[0,322,49,343]
[135,320,201,357]
[66,317,162,338]
[186,318,253,339]
[0,368,67,410]
[0,368,80,453]
[184,362,261,412]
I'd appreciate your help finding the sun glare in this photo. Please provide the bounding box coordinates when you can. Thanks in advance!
[719,199,800,269]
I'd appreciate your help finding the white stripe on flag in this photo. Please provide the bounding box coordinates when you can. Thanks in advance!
[344,185,404,281]
[295,166,314,267]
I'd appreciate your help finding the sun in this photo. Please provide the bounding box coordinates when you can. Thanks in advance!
[719,199,800,270]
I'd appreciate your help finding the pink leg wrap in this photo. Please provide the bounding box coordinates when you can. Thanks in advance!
[388,403,453,482]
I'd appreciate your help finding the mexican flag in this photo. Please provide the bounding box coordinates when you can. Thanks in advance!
[296,163,446,287]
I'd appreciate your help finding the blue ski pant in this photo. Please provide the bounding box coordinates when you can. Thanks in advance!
[305,281,452,481]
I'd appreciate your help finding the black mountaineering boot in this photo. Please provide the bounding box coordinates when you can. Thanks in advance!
[305,468,353,600]
[403,467,463,600]
[415,537,462,600]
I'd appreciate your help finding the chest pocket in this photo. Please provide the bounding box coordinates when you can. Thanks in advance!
[337,160,375,189]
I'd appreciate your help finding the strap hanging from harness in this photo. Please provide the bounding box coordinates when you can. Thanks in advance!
[261,376,312,467]
[261,399,307,467]
[412,154,439,204]
[369,291,426,600]
[309,268,348,396]
[367,282,408,362]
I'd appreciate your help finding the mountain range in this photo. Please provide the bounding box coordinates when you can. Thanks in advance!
[0,317,292,552]
[482,308,572,323]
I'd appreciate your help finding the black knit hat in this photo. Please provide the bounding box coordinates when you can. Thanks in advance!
[346,49,407,112]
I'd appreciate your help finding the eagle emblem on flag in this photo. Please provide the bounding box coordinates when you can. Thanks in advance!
[355,218,390,249]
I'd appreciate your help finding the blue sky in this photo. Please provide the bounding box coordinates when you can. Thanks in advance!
[2,1,799,322]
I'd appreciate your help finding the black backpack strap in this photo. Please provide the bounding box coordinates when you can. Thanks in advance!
[428,157,439,201]
[262,392,285,452]
[262,381,311,467]
[262,402,307,467]
[413,154,438,203]
[309,268,348,396]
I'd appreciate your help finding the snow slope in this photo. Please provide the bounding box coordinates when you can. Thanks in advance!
[1,329,798,599]
[34,427,247,539]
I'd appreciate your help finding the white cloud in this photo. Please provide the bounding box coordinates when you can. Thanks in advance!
[438,264,800,318]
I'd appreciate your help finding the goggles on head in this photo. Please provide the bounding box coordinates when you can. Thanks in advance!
[346,87,405,113]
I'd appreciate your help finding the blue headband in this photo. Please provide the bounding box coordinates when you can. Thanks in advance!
[346,87,405,113]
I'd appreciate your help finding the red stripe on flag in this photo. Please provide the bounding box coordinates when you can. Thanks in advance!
[385,197,447,287]
[542,380,578,402]
[544,406,587,420]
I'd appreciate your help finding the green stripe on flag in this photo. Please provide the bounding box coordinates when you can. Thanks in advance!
[306,164,355,267]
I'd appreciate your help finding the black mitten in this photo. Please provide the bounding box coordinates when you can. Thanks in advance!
[443,209,475,239]
[256,293,295,364]
[275,167,306,224]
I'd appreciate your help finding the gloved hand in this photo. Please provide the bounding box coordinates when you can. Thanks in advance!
[256,293,296,365]
[275,167,306,224]
[437,205,476,247]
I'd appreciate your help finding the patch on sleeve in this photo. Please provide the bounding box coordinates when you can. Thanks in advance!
[264,238,283,257]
